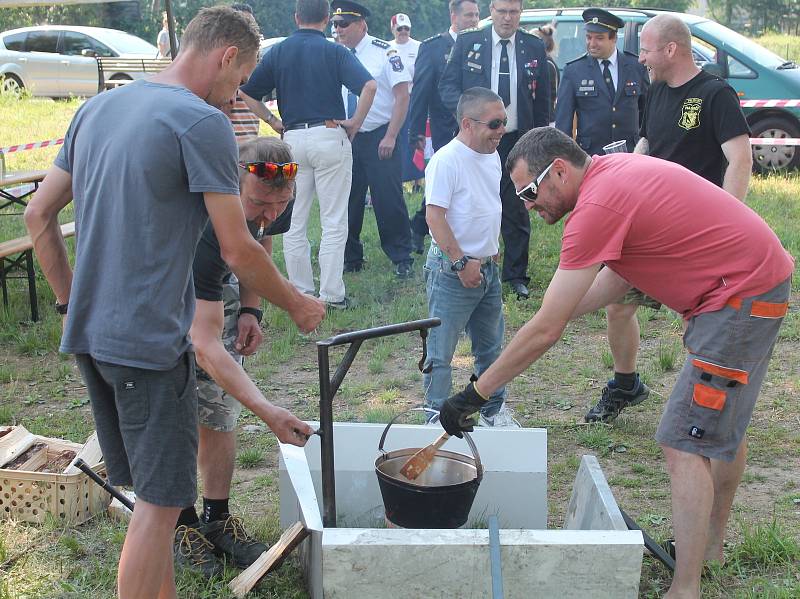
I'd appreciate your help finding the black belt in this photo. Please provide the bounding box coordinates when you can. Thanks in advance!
[285,120,332,131]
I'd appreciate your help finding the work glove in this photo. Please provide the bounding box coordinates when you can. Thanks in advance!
[439,382,487,438]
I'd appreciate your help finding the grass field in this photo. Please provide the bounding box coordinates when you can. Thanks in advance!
[756,33,800,62]
[1,95,799,598]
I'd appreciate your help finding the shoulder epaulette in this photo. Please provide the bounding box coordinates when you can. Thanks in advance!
[566,53,588,65]
[371,38,390,49]
[423,32,444,44]
[458,25,485,35]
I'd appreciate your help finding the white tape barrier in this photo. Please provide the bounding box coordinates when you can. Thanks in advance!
[750,138,800,146]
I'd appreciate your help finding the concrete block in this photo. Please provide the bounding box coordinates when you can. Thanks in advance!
[321,528,643,598]
[564,455,627,531]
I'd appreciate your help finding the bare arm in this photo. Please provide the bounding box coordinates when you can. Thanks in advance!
[234,236,274,355]
[570,266,632,318]
[633,137,649,155]
[426,205,482,288]
[24,166,74,304]
[204,192,325,333]
[191,300,313,446]
[475,265,601,396]
[720,134,752,201]
[239,90,284,134]
[336,79,377,141]
[378,82,410,160]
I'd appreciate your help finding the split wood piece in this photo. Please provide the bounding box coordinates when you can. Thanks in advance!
[16,444,49,472]
[0,426,36,468]
[399,431,450,480]
[228,521,309,598]
[64,431,102,474]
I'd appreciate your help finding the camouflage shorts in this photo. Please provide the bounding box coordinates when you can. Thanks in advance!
[619,287,662,310]
[197,277,244,432]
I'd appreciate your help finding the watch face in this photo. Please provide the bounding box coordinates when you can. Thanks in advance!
[451,258,466,271]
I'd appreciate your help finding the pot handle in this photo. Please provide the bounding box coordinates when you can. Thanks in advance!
[377,408,483,477]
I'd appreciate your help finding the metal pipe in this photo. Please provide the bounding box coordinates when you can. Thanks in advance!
[74,458,135,512]
[317,318,440,348]
[318,343,336,527]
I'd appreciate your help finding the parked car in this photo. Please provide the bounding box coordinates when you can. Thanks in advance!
[0,25,158,98]
[489,8,800,172]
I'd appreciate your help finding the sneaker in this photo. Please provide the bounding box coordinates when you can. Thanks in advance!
[324,297,352,310]
[201,515,268,569]
[478,405,521,428]
[173,524,225,578]
[584,377,650,424]
[395,261,413,279]
[424,410,441,426]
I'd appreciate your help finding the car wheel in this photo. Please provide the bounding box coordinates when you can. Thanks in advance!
[750,116,800,174]
[108,73,133,89]
[1,74,23,97]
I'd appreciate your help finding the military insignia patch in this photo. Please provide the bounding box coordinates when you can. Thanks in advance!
[389,54,404,72]
[679,97,702,130]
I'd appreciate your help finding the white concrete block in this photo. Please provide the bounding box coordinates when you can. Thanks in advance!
[321,528,643,598]
[564,455,627,531]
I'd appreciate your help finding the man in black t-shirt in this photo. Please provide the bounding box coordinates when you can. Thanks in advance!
[174,137,313,576]
[590,13,752,599]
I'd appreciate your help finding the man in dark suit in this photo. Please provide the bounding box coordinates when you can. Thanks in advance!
[555,9,649,156]
[407,0,480,253]
[439,0,550,299]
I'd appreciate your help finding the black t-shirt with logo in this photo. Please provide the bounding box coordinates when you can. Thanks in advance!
[640,70,750,187]
[193,201,293,302]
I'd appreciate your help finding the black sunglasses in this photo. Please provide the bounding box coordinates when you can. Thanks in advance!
[516,161,554,204]
[467,116,508,130]
[332,20,355,29]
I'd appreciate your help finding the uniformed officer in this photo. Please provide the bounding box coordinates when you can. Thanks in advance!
[406,0,481,254]
[439,0,551,300]
[554,9,649,156]
[240,0,377,309]
[333,0,415,278]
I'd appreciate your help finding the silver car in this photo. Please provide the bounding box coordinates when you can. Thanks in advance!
[0,25,158,98]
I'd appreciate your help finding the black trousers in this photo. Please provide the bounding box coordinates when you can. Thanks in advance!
[346,123,412,267]
[498,130,530,285]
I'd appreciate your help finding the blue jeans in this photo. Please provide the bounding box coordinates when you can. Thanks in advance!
[423,250,506,416]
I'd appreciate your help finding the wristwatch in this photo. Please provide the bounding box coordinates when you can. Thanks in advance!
[239,307,263,323]
[55,301,68,315]
[450,255,471,272]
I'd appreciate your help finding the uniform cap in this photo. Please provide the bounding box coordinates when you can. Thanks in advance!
[331,0,370,22]
[582,9,624,34]
[391,13,411,30]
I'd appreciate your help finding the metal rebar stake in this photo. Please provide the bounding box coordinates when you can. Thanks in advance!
[316,318,440,528]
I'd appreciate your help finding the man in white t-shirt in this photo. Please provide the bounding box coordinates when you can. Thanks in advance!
[423,86,518,427]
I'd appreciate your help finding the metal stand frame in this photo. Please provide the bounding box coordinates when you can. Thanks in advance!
[316,318,440,527]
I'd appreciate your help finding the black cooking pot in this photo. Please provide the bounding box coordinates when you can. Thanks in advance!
[375,409,483,529]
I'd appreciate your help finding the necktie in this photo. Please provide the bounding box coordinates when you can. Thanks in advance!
[498,39,511,107]
[347,47,358,118]
[602,59,615,97]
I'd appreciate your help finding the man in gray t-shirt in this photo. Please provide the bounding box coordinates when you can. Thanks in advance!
[25,7,324,597]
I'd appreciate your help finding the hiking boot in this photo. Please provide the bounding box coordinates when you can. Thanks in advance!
[584,377,650,424]
[201,515,268,569]
[173,524,225,579]
[478,405,521,428]
[324,297,352,310]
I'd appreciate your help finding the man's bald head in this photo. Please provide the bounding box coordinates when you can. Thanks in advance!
[642,14,691,52]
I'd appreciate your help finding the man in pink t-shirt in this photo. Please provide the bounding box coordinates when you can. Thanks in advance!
[435,127,793,599]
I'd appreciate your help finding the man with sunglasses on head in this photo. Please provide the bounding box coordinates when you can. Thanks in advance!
[25,8,324,597]
[585,14,752,426]
[407,0,481,255]
[439,0,550,300]
[172,138,307,576]
[332,0,416,279]
[240,0,376,310]
[423,87,518,428]
[439,126,792,599]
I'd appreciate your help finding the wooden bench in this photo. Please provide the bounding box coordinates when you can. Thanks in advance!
[96,57,172,92]
[0,222,75,322]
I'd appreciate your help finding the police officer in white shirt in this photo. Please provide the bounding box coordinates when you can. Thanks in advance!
[333,0,415,278]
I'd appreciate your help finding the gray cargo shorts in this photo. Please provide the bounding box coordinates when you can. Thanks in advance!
[197,278,244,432]
[655,277,791,462]
[76,351,199,507]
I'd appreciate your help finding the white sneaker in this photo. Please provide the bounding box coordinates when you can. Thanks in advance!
[425,410,441,426]
[478,405,521,428]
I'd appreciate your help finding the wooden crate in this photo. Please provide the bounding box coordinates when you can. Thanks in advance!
[0,427,111,525]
